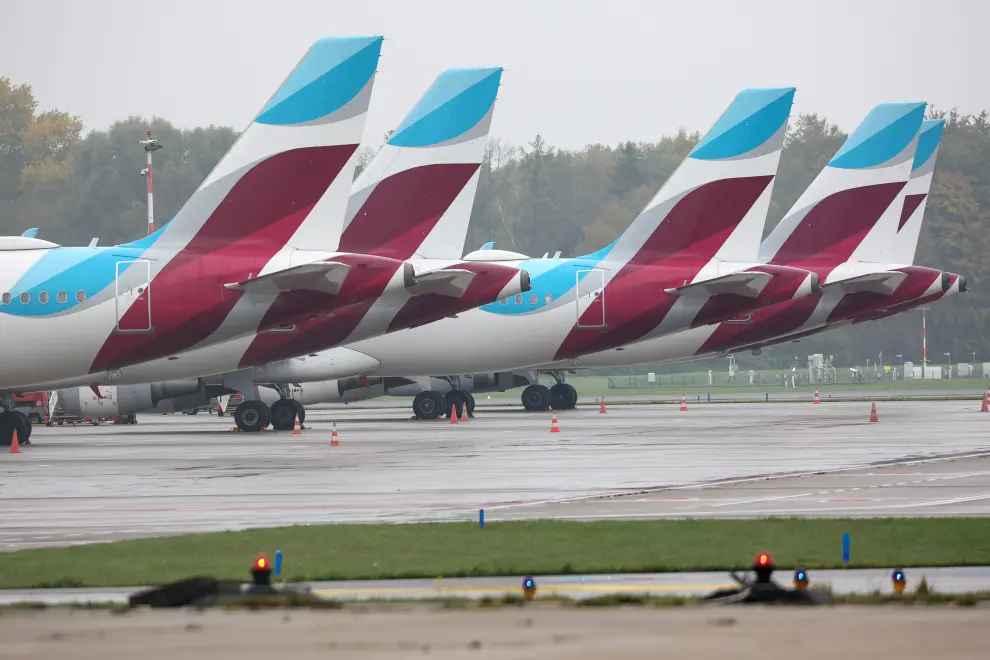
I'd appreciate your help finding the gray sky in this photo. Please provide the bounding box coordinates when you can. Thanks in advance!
[3,0,989,150]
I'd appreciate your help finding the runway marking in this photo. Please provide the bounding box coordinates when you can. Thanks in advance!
[710,493,815,508]
[481,452,990,513]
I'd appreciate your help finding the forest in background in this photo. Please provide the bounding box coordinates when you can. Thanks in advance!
[2,75,987,373]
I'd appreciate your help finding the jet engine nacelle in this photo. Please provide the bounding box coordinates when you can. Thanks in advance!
[254,348,381,384]
[58,380,207,417]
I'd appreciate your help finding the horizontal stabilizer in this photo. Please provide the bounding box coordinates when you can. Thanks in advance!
[828,271,907,295]
[223,261,351,295]
[406,268,477,297]
[665,271,772,298]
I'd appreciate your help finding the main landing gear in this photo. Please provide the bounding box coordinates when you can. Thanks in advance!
[520,382,577,411]
[411,389,475,420]
[231,398,305,432]
[0,408,31,446]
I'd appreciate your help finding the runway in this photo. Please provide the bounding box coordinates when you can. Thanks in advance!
[2,400,989,550]
[2,565,988,606]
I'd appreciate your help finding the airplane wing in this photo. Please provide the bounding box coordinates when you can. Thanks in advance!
[664,271,772,298]
[828,271,907,295]
[88,237,99,247]
[223,262,352,295]
[406,268,477,298]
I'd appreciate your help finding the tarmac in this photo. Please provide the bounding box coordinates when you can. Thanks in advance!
[4,605,989,660]
[2,400,990,550]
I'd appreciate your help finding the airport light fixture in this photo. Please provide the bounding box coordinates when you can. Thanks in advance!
[139,129,163,236]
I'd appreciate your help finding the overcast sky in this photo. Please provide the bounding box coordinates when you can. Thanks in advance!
[3,0,989,150]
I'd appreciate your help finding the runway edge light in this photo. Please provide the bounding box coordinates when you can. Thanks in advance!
[252,554,273,587]
[892,568,906,594]
[753,551,775,583]
[793,567,808,590]
[523,576,536,601]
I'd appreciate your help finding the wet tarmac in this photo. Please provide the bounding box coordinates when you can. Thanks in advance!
[2,400,989,550]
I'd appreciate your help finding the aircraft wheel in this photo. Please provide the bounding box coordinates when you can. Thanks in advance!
[551,383,577,410]
[289,399,305,424]
[0,411,30,447]
[270,399,298,431]
[445,390,470,419]
[412,391,444,420]
[521,384,552,412]
[464,391,476,416]
[234,400,270,432]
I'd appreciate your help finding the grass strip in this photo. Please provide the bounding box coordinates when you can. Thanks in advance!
[4,518,990,589]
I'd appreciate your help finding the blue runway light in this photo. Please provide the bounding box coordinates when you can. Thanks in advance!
[274,549,283,577]
[522,575,536,600]
[842,532,850,564]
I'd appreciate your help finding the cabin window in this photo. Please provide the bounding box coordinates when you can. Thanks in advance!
[76,290,86,303]
[39,292,49,304]
[1,293,9,304]
[529,294,538,305]
[515,294,522,304]
[57,291,67,304]
[20,292,30,304]
[545,293,553,304]
[499,298,508,304]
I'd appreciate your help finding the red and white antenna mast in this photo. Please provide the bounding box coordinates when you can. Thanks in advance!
[139,129,163,235]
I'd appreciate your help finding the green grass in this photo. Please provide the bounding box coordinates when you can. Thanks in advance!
[4,519,990,589]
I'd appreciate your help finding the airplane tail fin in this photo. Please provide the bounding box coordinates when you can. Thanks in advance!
[21,228,39,238]
[604,87,794,270]
[759,101,927,272]
[144,36,383,257]
[339,67,502,261]
[881,119,945,265]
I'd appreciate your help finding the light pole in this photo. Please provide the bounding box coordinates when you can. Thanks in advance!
[945,352,951,379]
[919,307,930,379]
[139,129,163,236]
[896,354,903,381]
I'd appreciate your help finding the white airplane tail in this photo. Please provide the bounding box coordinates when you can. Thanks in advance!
[339,67,503,260]
[881,119,945,265]
[759,102,927,271]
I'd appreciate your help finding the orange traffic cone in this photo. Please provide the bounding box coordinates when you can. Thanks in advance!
[869,402,879,423]
[9,429,20,454]
[329,422,340,446]
[983,388,990,413]
[460,403,470,422]
[292,412,303,435]
[449,403,458,424]
[550,410,560,433]
[679,393,688,412]
[813,387,821,404]
[600,396,607,414]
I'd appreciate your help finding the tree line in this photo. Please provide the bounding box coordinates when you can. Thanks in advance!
[2,76,986,372]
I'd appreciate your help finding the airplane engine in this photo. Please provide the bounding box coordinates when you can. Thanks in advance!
[58,379,206,417]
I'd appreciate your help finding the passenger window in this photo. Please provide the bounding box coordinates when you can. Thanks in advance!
[500,298,508,305]
[529,294,538,305]
[545,293,553,304]
[20,292,30,304]
[1,293,9,304]
[76,290,86,303]
[57,291,67,304]
[515,294,522,304]
[39,292,49,304]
